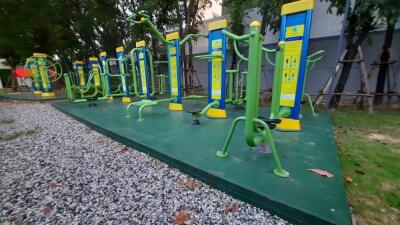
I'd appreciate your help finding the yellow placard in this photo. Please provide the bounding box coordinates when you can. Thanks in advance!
[92,64,100,86]
[281,0,314,15]
[38,60,48,89]
[285,25,304,38]
[169,47,178,97]
[78,67,85,86]
[139,53,147,94]
[211,39,222,100]
[279,40,302,107]
[31,64,40,89]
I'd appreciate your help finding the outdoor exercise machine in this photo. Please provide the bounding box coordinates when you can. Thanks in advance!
[215,21,289,178]
[24,57,41,95]
[129,40,156,100]
[25,53,63,97]
[189,19,229,121]
[188,19,254,124]
[64,57,108,103]
[125,11,206,121]
[269,0,321,131]
[103,47,132,103]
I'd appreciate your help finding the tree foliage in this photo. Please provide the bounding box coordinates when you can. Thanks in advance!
[0,0,212,93]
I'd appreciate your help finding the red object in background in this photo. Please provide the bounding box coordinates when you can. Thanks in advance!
[14,66,55,78]
[49,69,55,77]
[14,66,31,78]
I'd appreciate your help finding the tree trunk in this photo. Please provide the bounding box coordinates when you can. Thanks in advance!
[188,41,194,91]
[374,21,395,105]
[328,44,358,109]
[7,56,17,91]
[230,49,237,70]
[260,15,268,36]
[11,68,17,92]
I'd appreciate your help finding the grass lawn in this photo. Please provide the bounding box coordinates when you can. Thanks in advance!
[329,106,400,225]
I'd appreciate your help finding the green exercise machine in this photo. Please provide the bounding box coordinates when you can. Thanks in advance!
[102,47,132,103]
[269,0,324,131]
[64,57,108,103]
[25,53,63,97]
[125,11,206,121]
[216,21,289,178]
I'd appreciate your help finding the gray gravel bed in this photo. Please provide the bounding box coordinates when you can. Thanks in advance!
[0,101,289,225]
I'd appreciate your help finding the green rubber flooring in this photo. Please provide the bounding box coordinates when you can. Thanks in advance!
[53,99,351,225]
[0,92,66,101]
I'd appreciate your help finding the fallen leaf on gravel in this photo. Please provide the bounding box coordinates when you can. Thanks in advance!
[48,181,60,188]
[345,176,353,183]
[120,147,129,153]
[186,178,198,190]
[177,178,185,185]
[41,207,52,215]
[225,202,238,214]
[152,175,160,181]
[173,210,189,224]
[154,159,161,166]
[308,169,334,178]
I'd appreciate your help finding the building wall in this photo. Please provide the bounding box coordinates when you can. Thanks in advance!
[189,31,400,98]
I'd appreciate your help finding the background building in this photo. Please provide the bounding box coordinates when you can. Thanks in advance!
[187,0,400,100]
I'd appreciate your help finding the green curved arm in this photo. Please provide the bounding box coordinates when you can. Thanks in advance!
[222,30,250,41]
[104,58,124,77]
[199,100,219,116]
[232,40,248,61]
[129,48,145,98]
[262,47,276,66]
[127,11,173,46]
[46,56,64,82]
[306,50,325,72]
[154,60,168,64]
[252,118,288,177]
[307,50,325,63]
[180,34,208,46]
[193,54,222,61]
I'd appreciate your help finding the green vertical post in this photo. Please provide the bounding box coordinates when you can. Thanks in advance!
[64,74,73,101]
[270,42,285,119]
[244,21,263,146]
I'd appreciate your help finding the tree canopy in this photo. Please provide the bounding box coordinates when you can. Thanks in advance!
[0,0,210,70]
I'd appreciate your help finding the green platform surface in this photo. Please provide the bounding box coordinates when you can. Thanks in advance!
[0,92,66,101]
[53,99,351,225]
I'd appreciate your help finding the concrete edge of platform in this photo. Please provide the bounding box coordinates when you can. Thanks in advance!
[0,93,67,102]
[52,103,339,225]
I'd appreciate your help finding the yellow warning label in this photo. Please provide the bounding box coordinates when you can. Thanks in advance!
[169,47,178,97]
[118,58,127,93]
[78,67,85,86]
[280,40,302,107]
[285,25,304,38]
[211,39,222,100]
[38,60,48,89]
[31,64,40,89]
[92,64,100,86]
[139,53,147,94]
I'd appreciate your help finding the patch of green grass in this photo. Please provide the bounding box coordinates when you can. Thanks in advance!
[332,106,400,225]
[0,129,36,141]
[0,119,15,125]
